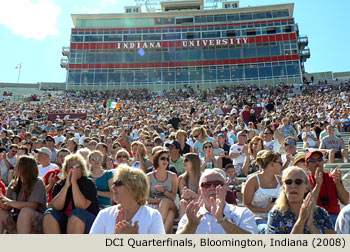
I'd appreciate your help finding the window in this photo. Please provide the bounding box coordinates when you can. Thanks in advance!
[226,30,236,37]
[247,29,256,36]
[163,33,181,40]
[85,36,102,42]
[202,31,221,38]
[183,32,201,39]
[143,34,162,41]
[214,15,226,22]
[72,36,84,42]
[176,17,194,25]
[123,35,141,41]
[267,27,276,34]
[227,14,239,21]
[104,35,123,42]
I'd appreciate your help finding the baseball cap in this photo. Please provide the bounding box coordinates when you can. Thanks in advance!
[237,131,247,137]
[34,147,52,157]
[305,151,323,162]
[165,140,181,149]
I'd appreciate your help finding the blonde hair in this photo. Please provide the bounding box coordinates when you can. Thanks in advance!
[61,154,88,179]
[255,150,280,169]
[115,149,130,160]
[273,166,309,212]
[175,129,187,140]
[192,126,208,139]
[115,164,149,205]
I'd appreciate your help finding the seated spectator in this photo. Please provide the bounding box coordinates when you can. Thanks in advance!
[43,153,99,234]
[200,141,220,170]
[243,150,282,233]
[114,149,130,168]
[0,144,18,186]
[243,136,264,175]
[89,164,165,234]
[43,148,71,203]
[166,140,185,175]
[290,152,307,172]
[176,168,258,234]
[0,156,47,233]
[178,153,201,218]
[279,117,297,138]
[262,125,284,152]
[281,137,297,169]
[216,133,231,169]
[229,131,248,176]
[176,129,193,155]
[335,204,350,234]
[130,141,151,172]
[225,164,240,188]
[302,122,318,149]
[35,147,58,178]
[88,150,113,208]
[319,125,349,163]
[267,166,335,234]
[306,151,349,226]
[192,126,218,158]
[147,150,178,233]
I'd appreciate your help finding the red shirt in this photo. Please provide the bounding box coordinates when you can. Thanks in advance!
[308,172,341,215]
[241,110,251,121]
[43,168,61,202]
[0,180,6,195]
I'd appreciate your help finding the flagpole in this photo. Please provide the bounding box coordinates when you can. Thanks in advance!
[17,63,22,84]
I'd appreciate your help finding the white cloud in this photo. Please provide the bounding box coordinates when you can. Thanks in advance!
[0,0,61,40]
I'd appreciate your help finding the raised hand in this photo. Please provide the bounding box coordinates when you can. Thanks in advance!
[332,168,342,185]
[154,185,165,193]
[209,185,227,220]
[64,169,72,188]
[114,208,139,234]
[185,197,204,226]
[298,193,313,223]
[315,167,323,186]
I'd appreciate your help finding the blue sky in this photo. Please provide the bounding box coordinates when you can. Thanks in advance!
[0,0,349,84]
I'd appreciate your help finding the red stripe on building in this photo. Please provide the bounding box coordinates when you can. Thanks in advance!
[69,54,299,69]
[70,33,297,50]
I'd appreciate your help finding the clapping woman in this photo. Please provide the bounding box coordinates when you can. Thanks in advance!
[89,164,165,234]
[266,166,335,234]
[147,150,178,233]
[43,154,99,234]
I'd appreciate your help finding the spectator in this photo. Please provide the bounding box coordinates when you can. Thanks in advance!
[166,140,185,175]
[45,136,57,163]
[0,144,18,186]
[176,168,258,234]
[306,151,349,225]
[243,150,282,233]
[89,164,165,234]
[229,131,248,176]
[335,204,350,234]
[319,125,349,163]
[0,156,47,233]
[178,153,201,218]
[43,153,99,234]
[88,150,113,208]
[267,166,335,234]
[35,147,59,178]
[147,150,178,233]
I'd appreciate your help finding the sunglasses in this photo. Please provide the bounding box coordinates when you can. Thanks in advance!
[117,155,128,159]
[285,142,296,146]
[145,144,154,147]
[113,180,124,187]
[201,180,224,189]
[193,134,200,138]
[273,160,283,165]
[90,156,102,161]
[308,158,323,163]
[203,145,213,149]
[67,164,82,169]
[160,157,169,161]
[284,178,304,185]
[264,132,273,135]
[184,158,190,162]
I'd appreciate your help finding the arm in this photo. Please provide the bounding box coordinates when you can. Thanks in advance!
[71,180,92,209]
[50,181,69,210]
[97,177,113,199]
[163,173,178,201]
[333,169,350,205]
[4,199,39,211]
[242,150,250,175]
[274,128,284,145]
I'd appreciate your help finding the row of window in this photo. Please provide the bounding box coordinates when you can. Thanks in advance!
[67,62,300,85]
[72,19,294,36]
[71,25,295,43]
[70,45,286,64]
[154,9,290,25]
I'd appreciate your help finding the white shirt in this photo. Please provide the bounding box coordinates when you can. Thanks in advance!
[229,144,246,165]
[38,163,58,178]
[176,204,258,234]
[302,131,317,147]
[89,205,165,234]
[54,135,66,145]
[264,139,280,152]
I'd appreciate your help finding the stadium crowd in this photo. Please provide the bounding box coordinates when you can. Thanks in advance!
[0,81,350,234]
